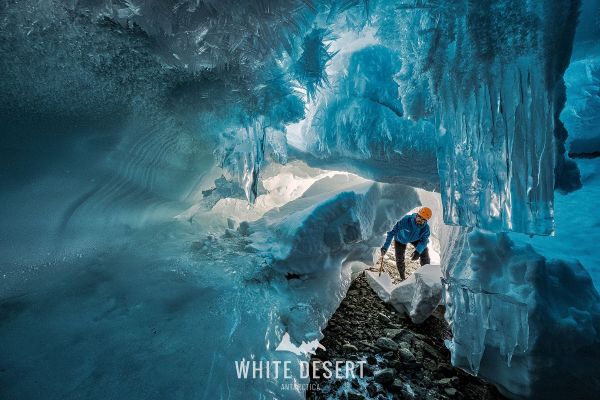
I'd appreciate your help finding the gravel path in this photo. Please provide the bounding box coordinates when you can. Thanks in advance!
[306,264,506,400]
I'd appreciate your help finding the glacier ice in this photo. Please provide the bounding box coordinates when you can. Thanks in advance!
[247,181,422,275]
[432,4,600,398]
[289,44,439,189]
[441,227,600,399]
[374,0,581,235]
[2,0,580,235]
[0,167,425,399]
[1,0,599,399]
[561,45,600,156]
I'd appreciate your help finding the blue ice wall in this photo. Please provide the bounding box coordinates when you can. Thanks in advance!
[298,44,439,188]
[374,0,581,235]
[1,0,582,239]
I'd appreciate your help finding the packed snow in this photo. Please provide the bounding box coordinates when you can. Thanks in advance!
[365,264,444,325]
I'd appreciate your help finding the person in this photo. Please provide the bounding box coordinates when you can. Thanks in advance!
[380,207,432,280]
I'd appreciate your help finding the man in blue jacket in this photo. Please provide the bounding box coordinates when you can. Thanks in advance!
[380,207,432,280]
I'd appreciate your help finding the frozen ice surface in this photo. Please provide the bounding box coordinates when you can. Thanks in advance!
[395,264,443,324]
[288,44,439,190]
[364,270,394,303]
[511,158,600,290]
[2,0,580,237]
[247,180,422,275]
[375,0,581,235]
[561,44,600,155]
[0,221,339,399]
[0,166,425,399]
[441,227,600,399]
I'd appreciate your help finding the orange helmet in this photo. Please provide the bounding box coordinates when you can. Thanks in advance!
[417,207,432,220]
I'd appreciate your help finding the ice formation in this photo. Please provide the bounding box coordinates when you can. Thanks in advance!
[561,46,600,156]
[442,227,600,399]
[1,0,600,399]
[377,0,582,235]
[247,181,422,275]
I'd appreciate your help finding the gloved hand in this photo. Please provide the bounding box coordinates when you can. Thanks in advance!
[380,247,387,256]
[411,251,420,261]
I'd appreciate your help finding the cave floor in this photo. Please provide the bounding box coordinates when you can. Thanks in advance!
[306,272,506,400]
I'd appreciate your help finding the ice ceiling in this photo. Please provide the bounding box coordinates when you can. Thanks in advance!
[0,0,583,239]
[1,0,599,399]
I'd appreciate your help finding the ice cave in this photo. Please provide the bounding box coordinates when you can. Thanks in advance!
[1,0,599,399]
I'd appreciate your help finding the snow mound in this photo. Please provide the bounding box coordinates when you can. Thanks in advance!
[365,264,443,324]
[247,178,422,275]
[364,270,394,303]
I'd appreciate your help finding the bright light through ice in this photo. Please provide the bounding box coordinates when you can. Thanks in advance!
[210,162,367,222]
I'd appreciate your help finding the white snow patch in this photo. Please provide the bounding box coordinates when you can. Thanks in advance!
[365,264,443,324]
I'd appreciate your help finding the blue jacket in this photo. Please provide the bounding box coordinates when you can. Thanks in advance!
[382,213,430,254]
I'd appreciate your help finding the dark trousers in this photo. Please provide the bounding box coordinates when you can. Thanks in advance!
[394,240,430,280]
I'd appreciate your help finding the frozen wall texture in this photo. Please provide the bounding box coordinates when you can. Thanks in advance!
[2,0,580,237]
[375,0,581,235]
[441,227,600,399]
[1,1,598,400]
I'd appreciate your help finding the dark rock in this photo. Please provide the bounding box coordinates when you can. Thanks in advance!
[397,341,410,351]
[343,343,359,352]
[444,387,457,396]
[347,392,365,400]
[359,340,378,351]
[376,337,399,351]
[420,341,444,360]
[351,378,360,389]
[423,358,437,371]
[403,361,420,370]
[412,332,428,341]
[391,378,404,393]
[384,328,404,339]
[367,382,378,397]
[437,363,454,376]
[433,370,445,380]
[436,377,459,386]
[399,348,416,362]
[378,312,392,323]
[367,355,377,365]
[374,368,395,384]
